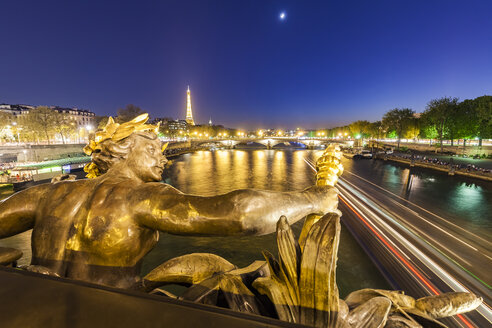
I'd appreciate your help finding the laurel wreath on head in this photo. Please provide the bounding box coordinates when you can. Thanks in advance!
[83,113,167,179]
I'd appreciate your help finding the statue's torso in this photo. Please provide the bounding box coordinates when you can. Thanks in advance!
[31,179,159,288]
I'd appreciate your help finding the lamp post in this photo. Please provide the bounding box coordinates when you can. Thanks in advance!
[85,125,94,143]
[12,122,20,145]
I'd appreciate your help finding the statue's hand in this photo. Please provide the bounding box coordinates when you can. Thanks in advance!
[316,145,343,187]
[304,185,341,217]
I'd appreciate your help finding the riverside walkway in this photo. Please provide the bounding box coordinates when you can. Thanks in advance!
[376,154,492,182]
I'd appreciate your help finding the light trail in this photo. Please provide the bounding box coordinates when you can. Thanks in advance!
[303,158,492,327]
[338,173,492,289]
[337,182,487,328]
[343,169,491,249]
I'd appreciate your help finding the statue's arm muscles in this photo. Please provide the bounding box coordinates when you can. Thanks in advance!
[134,184,338,236]
[0,185,47,238]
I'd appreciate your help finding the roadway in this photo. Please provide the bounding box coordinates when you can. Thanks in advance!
[304,159,492,328]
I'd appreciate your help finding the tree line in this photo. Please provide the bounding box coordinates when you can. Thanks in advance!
[0,106,92,144]
[2,97,490,149]
[0,104,150,144]
[325,95,491,152]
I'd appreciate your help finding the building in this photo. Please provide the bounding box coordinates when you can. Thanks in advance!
[185,86,195,125]
[0,104,95,129]
[51,106,95,128]
[165,120,189,134]
[0,104,35,116]
[149,117,172,125]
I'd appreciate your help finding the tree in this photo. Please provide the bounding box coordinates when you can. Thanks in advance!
[0,112,14,127]
[451,99,477,148]
[382,108,415,150]
[366,121,382,139]
[94,115,110,130]
[404,116,420,141]
[473,95,492,147]
[419,120,438,146]
[52,112,76,144]
[116,104,144,123]
[0,112,15,142]
[421,97,458,152]
[24,107,57,144]
[349,120,370,138]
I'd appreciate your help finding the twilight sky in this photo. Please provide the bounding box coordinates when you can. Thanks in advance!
[1,0,491,129]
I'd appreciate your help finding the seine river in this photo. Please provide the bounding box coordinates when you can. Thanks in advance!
[2,148,490,297]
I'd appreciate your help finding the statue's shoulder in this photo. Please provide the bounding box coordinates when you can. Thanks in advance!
[133,182,183,195]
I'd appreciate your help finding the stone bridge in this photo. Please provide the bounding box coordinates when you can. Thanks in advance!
[189,137,344,149]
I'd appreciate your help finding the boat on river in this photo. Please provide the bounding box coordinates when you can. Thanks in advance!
[9,156,90,191]
[343,149,373,159]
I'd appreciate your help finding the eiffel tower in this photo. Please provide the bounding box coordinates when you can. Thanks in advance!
[185,86,195,125]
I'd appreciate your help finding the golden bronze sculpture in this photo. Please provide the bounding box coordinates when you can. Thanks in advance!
[0,114,339,289]
[0,114,482,327]
[139,212,482,328]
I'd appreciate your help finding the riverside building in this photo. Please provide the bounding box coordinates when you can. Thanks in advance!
[0,104,95,129]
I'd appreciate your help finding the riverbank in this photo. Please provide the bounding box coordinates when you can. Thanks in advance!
[375,141,491,156]
[376,154,492,182]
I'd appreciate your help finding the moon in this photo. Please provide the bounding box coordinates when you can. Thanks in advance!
[279,12,286,20]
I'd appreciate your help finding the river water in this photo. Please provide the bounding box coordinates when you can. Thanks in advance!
[2,148,490,297]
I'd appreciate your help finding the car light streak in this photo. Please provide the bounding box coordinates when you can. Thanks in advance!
[303,158,491,327]
[338,186,440,294]
[337,180,492,326]
[343,170,491,249]
[339,174,491,289]
[344,178,476,269]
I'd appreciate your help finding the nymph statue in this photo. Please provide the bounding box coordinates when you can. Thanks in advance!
[0,114,339,289]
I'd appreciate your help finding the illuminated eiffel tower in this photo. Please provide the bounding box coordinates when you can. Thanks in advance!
[185,86,195,125]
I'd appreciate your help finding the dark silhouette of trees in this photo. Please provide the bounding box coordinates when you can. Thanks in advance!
[116,104,144,123]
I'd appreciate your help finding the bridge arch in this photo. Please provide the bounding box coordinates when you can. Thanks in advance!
[233,141,268,149]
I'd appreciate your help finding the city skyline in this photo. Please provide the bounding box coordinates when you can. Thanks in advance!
[1,0,491,130]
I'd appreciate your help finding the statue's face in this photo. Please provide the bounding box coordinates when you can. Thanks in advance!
[125,135,168,182]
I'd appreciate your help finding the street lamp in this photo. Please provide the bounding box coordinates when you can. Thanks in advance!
[12,122,20,145]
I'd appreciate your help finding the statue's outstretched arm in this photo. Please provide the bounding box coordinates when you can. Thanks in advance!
[133,184,339,236]
[0,185,47,238]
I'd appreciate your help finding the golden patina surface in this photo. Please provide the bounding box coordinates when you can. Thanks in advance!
[0,113,339,289]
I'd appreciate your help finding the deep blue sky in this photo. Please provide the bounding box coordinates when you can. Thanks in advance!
[1,0,491,129]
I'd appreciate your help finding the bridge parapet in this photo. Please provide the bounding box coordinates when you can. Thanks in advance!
[169,137,347,150]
